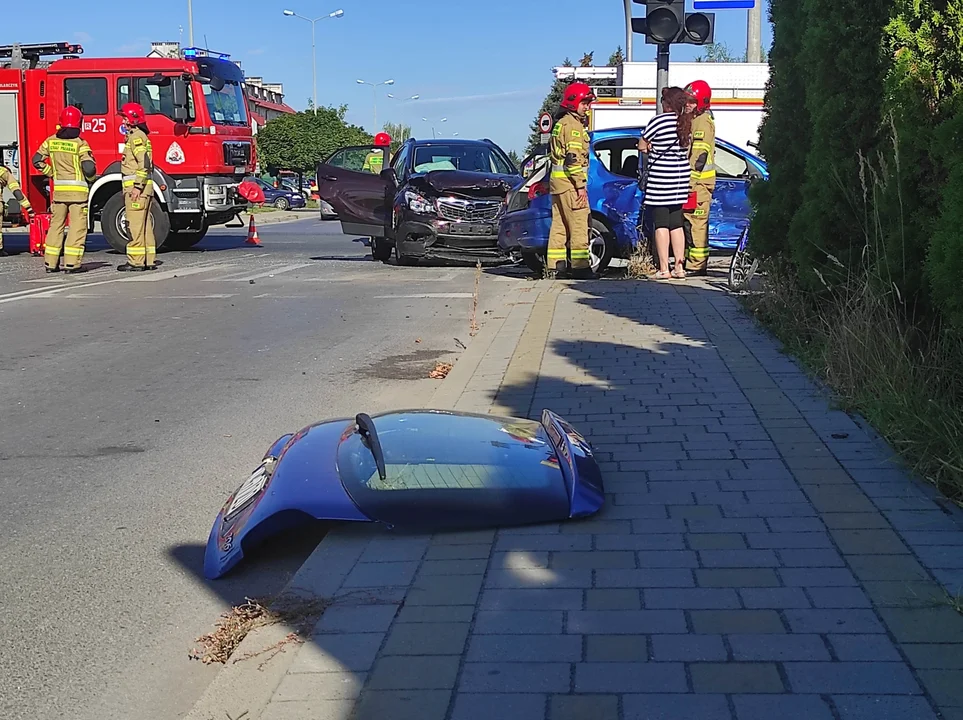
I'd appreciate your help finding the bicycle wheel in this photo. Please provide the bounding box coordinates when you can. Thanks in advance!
[728,226,759,292]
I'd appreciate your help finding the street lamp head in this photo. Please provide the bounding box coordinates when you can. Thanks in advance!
[283,9,295,15]
[387,93,395,98]
[331,8,344,17]
[357,79,366,84]
[440,118,448,122]
[384,79,395,86]
[421,117,428,121]
[410,94,420,100]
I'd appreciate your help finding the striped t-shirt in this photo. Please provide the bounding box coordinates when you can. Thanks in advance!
[641,113,691,207]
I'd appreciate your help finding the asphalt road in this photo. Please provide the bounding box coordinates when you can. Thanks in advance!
[0,216,530,720]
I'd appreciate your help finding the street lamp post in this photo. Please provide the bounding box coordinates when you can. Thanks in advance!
[283,8,344,114]
[357,79,395,132]
[421,116,447,139]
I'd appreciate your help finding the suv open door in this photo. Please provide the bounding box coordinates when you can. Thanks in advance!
[316,146,391,237]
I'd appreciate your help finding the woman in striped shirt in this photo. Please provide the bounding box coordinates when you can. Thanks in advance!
[639,87,694,279]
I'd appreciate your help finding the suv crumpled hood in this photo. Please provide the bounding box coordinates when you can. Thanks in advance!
[413,170,520,197]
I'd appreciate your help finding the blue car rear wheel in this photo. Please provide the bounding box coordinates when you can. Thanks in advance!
[522,219,614,276]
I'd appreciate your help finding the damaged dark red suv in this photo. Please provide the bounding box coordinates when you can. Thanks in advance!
[317,138,521,265]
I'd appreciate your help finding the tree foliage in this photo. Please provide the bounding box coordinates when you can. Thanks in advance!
[382,122,412,153]
[525,48,625,154]
[256,105,371,173]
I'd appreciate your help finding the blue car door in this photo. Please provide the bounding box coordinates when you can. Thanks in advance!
[589,133,644,254]
[709,143,758,249]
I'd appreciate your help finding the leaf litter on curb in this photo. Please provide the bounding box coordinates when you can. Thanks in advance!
[430,362,453,379]
[189,595,330,667]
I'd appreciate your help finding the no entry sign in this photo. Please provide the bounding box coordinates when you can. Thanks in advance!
[539,113,553,133]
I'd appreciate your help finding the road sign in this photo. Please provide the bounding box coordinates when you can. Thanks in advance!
[693,0,754,8]
[539,112,553,134]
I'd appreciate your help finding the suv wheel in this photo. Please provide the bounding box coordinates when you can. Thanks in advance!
[372,237,393,263]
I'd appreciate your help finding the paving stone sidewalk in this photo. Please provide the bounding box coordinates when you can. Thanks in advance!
[191,277,963,720]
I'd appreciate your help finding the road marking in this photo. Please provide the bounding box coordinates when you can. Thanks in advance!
[142,294,237,299]
[207,263,312,282]
[373,293,475,299]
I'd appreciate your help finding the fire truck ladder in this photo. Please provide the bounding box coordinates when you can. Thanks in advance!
[0,42,84,70]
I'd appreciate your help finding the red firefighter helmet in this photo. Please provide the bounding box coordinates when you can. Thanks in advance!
[118,102,147,125]
[59,106,83,129]
[685,80,712,113]
[560,82,596,112]
[373,132,392,147]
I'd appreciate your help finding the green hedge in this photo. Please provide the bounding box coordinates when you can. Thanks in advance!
[753,0,963,329]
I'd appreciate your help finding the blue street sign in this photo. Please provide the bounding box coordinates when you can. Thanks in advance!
[693,0,755,8]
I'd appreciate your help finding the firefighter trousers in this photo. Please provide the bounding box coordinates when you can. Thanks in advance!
[548,189,590,271]
[45,201,88,271]
[683,184,713,273]
[125,192,156,268]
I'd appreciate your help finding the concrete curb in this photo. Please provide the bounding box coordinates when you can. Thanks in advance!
[182,281,535,720]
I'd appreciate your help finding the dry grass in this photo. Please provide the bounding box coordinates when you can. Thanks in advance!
[470,261,481,337]
[746,258,963,504]
[625,241,657,279]
[189,595,331,666]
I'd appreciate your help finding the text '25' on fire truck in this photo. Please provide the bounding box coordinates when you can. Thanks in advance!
[0,42,256,252]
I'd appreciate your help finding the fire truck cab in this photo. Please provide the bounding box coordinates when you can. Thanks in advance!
[0,42,255,252]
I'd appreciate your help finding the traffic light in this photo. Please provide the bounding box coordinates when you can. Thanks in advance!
[631,0,715,46]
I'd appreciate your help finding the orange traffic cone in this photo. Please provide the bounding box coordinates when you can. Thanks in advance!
[245,213,262,246]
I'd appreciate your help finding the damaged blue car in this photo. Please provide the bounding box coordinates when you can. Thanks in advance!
[204,409,605,579]
[498,127,768,274]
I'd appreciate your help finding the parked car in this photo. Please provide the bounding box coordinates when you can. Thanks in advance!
[498,127,769,274]
[252,178,307,211]
[319,199,338,221]
[317,138,521,265]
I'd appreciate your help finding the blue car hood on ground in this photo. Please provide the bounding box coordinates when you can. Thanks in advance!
[203,409,604,580]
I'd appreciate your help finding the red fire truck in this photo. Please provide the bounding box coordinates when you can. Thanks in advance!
[0,42,255,251]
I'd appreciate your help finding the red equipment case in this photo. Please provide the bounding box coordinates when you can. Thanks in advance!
[29,213,50,256]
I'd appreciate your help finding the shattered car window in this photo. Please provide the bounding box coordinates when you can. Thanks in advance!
[412,145,515,175]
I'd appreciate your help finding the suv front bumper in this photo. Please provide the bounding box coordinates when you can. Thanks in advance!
[396,217,510,266]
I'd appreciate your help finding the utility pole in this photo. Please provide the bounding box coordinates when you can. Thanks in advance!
[747,1,762,62]
[655,44,669,109]
[188,0,194,47]
[624,0,634,62]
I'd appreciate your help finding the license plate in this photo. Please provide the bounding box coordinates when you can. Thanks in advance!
[224,463,269,520]
[449,223,493,235]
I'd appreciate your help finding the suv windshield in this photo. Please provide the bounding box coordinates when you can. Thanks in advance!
[411,143,516,175]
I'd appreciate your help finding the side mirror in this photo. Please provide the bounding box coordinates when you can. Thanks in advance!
[210,76,226,92]
[172,78,188,107]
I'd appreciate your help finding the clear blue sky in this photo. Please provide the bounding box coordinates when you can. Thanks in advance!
[10,0,771,154]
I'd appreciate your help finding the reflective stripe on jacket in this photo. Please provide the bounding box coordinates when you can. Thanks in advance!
[34,135,95,202]
[689,111,716,188]
[549,111,589,194]
[122,128,153,192]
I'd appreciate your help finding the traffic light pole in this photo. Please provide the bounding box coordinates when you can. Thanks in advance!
[655,43,670,110]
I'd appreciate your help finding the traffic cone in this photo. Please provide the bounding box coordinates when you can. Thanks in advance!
[245,213,262,246]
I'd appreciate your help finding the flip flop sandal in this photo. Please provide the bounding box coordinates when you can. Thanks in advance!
[671,268,687,279]
[653,270,672,280]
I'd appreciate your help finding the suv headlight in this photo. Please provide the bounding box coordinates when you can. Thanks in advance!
[404,190,435,215]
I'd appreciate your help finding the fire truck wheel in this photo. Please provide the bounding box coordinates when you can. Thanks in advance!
[101,193,171,254]
[164,226,209,251]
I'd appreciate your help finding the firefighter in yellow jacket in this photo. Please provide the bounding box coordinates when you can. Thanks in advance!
[362,132,392,174]
[116,102,156,272]
[32,106,96,273]
[0,165,33,257]
[683,80,716,276]
[548,82,596,279]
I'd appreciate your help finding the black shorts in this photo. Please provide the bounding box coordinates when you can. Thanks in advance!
[650,205,684,231]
